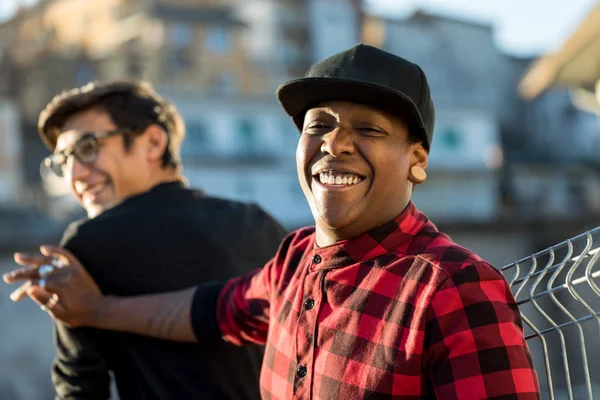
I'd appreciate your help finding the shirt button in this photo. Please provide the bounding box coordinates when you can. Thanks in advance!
[313,254,321,264]
[297,365,307,378]
[304,298,315,310]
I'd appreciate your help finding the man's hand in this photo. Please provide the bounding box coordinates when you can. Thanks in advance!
[5,245,199,342]
[3,245,104,328]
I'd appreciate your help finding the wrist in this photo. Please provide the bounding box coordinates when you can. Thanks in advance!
[87,295,118,329]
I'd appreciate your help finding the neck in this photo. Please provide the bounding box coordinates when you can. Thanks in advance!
[314,198,411,247]
[147,168,186,189]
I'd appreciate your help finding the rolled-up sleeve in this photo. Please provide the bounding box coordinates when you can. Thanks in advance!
[216,262,274,346]
[190,264,274,346]
[211,232,299,346]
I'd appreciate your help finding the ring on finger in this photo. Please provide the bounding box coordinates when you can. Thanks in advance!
[40,294,58,312]
[47,294,59,310]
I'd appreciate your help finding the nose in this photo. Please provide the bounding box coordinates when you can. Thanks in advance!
[320,126,355,157]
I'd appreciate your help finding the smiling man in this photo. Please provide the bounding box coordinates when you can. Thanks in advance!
[5,45,541,399]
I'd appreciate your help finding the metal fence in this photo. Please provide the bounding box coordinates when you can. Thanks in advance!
[500,227,600,400]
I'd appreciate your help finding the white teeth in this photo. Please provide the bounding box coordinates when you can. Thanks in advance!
[318,172,362,186]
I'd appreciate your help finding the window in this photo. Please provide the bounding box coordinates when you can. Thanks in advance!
[439,127,462,150]
[166,48,191,73]
[237,119,258,156]
[205,26,231,54]
[127,55,142,78]
[182,120,209,156]
[235,175,255,199]
[168,23,193,49]
[279,41,301,64]
[210,72,236,94]
[75,65,95,86]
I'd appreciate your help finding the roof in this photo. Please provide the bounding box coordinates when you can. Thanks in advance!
[380,8,493,31]
[519,3,600,100]
[151,3,246,26]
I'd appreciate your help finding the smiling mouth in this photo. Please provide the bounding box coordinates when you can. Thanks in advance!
[81,183,108,200]
[315,171,365,186]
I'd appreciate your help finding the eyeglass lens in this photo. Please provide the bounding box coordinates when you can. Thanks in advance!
[48,135,99,177]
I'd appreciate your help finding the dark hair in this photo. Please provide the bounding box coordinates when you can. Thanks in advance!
[38,80,185,170]
[407,129,426,148]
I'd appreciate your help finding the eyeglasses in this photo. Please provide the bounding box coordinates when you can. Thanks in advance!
[43,128,132,177]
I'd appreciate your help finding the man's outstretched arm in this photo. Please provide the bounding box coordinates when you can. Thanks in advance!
[4,246,223,343]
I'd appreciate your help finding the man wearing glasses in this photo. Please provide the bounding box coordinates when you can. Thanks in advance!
[9,80,286,399]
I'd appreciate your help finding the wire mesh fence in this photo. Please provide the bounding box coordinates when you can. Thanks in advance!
[500,227,600,400]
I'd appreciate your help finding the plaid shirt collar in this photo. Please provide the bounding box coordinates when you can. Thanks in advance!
[311,201,429,270]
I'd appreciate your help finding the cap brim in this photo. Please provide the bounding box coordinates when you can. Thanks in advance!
[276,77,426,141]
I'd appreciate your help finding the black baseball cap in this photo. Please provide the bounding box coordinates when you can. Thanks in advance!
[276,44,435,150]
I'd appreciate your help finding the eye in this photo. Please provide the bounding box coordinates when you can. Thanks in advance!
[74,137,98,163]
[303,122,331,133]
[357,126,385,135]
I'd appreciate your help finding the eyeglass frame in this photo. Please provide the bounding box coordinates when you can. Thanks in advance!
[42,128,134,178]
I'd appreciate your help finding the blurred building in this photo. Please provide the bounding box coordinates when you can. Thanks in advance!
[362,10,600,261]
[0,99,23,205]
[0,0,363,227]
[365,12,507,222]
[514,3,600,223]
[0,0,267,206]
[0,1,598,235]
[511,3,600,226]
[517,5,600,396]
[238,0,362,82]
[519,3,600,114]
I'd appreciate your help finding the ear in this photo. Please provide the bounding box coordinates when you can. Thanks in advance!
[410,143,428,170]
[144,124,168,164]
[408,143,428,185]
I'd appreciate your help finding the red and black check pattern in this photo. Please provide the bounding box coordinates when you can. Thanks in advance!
[217,203,541,399]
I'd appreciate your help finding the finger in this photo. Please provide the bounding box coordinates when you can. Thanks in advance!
[27,285,54,307]
[14,253,53,267]
[42,278,62,296]
[36,266,70,294]
[46,303,68,324]
[40,245,75,268]
[43,270,76,298]
[9,280,33,301]
[27,286,68,322]
[3,265,41,283]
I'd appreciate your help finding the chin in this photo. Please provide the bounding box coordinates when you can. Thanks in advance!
[315,207,360,231]
[85,200,114,218]
[85,206,103,219]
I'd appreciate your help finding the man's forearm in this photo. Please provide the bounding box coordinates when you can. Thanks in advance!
[93,287,198,342]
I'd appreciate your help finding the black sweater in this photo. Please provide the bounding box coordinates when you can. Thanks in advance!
[53,182,287,400]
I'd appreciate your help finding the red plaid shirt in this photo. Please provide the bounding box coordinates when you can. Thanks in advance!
[217,203,541,399]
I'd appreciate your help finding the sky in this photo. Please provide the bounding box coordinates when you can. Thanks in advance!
[1,0,598,56]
